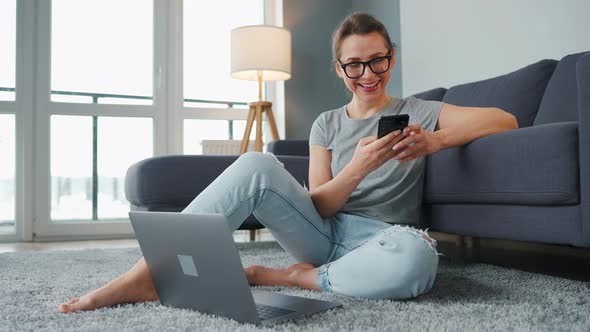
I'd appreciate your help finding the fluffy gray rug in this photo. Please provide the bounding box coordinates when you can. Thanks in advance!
[1,241,589,331]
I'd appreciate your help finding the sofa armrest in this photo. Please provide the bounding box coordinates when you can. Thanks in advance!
[125,154,309,210]
[267,140,309,157]
[424,122,579,205]
[577,53,590,247]
[125,155,238,209]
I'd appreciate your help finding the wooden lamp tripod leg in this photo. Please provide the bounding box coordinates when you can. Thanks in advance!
[264,105,280,141]
[240,104,256,154]
[254,104,263,152]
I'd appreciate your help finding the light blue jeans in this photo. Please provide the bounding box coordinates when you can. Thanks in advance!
[182,152,439,299]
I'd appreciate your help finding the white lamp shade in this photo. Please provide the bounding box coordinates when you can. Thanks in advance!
[231,25,291,81]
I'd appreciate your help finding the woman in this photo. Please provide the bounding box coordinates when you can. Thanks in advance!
[59,13,517,313]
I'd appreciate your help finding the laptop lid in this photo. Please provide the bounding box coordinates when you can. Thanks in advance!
[129,211,261,325]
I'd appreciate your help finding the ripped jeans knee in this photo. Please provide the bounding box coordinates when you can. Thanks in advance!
[317,225,439,299]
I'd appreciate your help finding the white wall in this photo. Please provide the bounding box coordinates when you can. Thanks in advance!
[399,0,590,97]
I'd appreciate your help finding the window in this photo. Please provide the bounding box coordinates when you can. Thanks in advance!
[183,0,263,105]
[50,117,153,222]
[0,0,16,236]
[51,0,153,105]
[0,115,15,234]
[0,0,16,101]
[48,0,155,224]
[182,0,266,153]
[50,115,93,220]
[6,1,282,240]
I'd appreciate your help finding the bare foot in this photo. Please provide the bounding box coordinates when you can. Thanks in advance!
[244,263,320,290]
[59,258,158,313]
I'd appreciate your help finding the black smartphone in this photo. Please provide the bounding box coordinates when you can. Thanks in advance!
[377,114,409,138]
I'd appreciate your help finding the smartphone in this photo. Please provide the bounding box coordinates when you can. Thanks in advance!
[377,114,409,139]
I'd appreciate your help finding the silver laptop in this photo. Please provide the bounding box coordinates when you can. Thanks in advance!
[129,211,342,325]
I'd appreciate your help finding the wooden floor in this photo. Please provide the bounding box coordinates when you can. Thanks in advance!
[1,230,589,282]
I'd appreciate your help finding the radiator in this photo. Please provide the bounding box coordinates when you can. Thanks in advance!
[201,140,257,155]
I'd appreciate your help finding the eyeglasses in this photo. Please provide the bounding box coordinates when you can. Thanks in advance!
[338,54,392,79]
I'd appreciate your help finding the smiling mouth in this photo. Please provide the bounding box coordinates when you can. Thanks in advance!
[358,81,380,90]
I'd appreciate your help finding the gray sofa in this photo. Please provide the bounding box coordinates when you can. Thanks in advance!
[125,51,590,248]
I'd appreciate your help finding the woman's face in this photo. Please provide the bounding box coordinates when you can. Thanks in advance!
[336,32,394,104]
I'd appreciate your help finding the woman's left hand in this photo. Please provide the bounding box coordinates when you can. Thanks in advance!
[392,124,442,162]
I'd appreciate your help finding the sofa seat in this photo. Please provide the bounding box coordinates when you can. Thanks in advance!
[424,122,579,206]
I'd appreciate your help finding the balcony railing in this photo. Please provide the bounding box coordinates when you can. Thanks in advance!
[1,86,247,109]
[0,86,249,221]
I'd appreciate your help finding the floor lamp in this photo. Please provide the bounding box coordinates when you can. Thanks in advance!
[230,25,291,154]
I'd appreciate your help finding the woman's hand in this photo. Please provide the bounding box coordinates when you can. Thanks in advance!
[350,130,405,176]
[392,124,443,162]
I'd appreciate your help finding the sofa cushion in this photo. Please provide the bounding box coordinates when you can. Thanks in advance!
[442,59,558,128]
[534,52,590,125]
[424,122,579,205]
[412,87,447,101]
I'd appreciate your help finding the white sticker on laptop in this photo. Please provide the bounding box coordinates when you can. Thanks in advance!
[177,254,199,277]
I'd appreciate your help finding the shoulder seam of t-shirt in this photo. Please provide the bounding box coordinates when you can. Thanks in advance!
[309,107,344,147]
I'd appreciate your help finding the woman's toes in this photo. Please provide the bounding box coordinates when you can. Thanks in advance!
[59,298,78,312]
[66,298,79,305]
[244,265,262,284]
[59,302,77,313]
[59,295,100,313]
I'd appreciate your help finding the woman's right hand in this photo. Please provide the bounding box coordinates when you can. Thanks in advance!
[350,130,404,176]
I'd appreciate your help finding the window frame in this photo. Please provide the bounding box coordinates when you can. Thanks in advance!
[0,0,22,242]
[32,0,161,239]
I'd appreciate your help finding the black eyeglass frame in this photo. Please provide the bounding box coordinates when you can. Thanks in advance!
[337,54,392,79]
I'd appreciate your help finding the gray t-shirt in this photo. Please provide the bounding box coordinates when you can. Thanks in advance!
[309,97,443,226]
